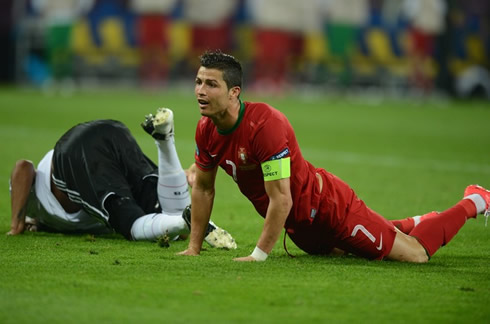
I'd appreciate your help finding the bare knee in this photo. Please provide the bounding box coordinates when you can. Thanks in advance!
[387,231,429,263]
[404,250,429,263]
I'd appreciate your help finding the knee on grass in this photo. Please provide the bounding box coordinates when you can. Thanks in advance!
[387,234,430,263]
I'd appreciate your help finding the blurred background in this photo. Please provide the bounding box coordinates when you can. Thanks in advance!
[0,0,488,98]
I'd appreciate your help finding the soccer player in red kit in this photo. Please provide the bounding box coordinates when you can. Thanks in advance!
[178,51,490,262]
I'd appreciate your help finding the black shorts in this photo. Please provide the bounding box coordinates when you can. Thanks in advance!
[52,120,160,238]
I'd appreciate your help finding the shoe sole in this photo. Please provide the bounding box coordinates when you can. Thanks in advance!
[154,108,173,127]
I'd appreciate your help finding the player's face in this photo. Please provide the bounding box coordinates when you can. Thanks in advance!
[194,67,236,118]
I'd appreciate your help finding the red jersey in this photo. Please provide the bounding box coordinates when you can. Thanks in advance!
[195,101,320,228]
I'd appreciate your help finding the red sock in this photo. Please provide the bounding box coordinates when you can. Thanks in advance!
[409,200,477,257]
[391,218,415,234]
[391,211,440,234]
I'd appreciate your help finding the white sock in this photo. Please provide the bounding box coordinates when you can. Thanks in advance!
[156,139,190,213]
[464,193,486,214]
[130,212,189,241]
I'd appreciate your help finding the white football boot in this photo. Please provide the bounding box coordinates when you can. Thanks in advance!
[204,221,238,250]
[182,205,237,250]
[141,107,174,140]
[153,108,174,139]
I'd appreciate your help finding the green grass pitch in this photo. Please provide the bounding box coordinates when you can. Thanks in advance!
[0,87,489,323]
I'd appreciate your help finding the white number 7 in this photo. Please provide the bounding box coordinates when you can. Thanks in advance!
[225,160,238,182]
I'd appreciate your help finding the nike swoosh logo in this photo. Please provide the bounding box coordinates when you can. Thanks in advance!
[376,233,383,250]
[210,154,218,157]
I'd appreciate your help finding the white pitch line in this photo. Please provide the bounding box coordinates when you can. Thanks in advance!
[169,138,490,175]
[301,147,490,175]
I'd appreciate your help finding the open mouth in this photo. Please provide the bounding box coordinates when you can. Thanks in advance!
[198,99,209,108]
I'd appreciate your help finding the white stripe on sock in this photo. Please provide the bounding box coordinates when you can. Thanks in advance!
[464,194,486,214]
[131,212,188,241]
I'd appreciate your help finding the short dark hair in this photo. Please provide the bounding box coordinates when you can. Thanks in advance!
[199,51,242,89]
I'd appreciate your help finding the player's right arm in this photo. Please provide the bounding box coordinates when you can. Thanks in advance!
[185,163,197,188]
[178,165,218,256]
[8,160,36,235]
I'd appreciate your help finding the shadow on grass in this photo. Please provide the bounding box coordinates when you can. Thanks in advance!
[273,251,486,271]
[20,230,124,241]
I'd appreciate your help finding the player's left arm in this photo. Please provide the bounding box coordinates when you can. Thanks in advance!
[234,158,292,262]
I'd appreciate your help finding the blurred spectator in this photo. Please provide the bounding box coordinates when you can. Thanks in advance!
[455,65,490,99]
[130,0,178,87]
[246,0,314,93]
[322,0,369,86]
[381,0,405,27]
[301,0,330,85]
[31,0,94,84]
[182,0,239,65]
[402,0,447,92]
[9,0,488,96]
[451,0,490,98]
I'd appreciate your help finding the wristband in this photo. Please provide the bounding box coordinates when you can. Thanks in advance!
[251,246,268,261]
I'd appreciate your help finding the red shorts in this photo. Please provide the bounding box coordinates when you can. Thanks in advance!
[287,169,396,260]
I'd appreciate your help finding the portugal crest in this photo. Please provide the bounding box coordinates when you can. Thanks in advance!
[238,147,247,164]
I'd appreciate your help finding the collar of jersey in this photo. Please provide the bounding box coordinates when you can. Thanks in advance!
[217,100,245,135]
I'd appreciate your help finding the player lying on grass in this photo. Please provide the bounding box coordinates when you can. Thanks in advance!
[7,110,237,249]
[178,50,489,262]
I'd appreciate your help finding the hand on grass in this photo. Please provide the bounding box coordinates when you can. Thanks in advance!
[233,256,257,262]
[177,248,200,256]
[7,221,26,235]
